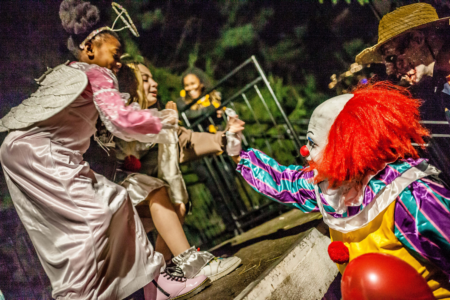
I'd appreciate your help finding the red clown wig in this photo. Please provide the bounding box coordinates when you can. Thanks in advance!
[312,81,429,189]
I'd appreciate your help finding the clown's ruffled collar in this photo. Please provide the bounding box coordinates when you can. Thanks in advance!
[317,158,440,233]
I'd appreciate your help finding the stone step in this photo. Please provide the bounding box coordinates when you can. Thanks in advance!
[190,210,340,300]
[235,228,338,300]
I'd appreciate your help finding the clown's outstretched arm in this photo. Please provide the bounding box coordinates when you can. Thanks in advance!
[235,149,319,213]
[86,65,178,143]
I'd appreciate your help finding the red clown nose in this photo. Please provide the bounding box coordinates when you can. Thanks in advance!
[300,145,310,157]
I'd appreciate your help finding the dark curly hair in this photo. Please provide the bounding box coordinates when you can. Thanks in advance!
[60,0,119,59]
[181,67,213,91]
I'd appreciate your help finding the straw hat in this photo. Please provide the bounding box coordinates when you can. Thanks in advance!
[355,3,450,65]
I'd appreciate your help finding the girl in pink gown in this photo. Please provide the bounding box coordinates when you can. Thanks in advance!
[0,1,209,299]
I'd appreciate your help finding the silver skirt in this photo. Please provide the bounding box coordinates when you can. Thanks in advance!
[0,129,165,300]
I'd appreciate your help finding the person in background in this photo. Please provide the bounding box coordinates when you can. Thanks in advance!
[112,61,243,282]
[175,68,241,227]
[355,3,450,184]
[176,68,224,133]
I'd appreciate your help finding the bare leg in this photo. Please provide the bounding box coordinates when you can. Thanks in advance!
[148,187,190,259]
[154,202,187,261]
[174,202,187,223]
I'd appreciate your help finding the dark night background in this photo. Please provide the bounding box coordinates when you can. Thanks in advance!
[1,0,450,298]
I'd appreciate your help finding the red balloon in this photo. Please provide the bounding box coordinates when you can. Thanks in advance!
[300,145,310,157]
[341,253,434,300]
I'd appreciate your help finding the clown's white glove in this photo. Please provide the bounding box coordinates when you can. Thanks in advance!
[226,132,242,156]
[225,108,244,156]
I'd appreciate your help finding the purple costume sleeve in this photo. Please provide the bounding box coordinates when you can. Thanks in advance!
[395,177,450,279]
[236,148,319,213]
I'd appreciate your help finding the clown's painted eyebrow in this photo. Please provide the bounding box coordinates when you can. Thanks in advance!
[307,131,314,135]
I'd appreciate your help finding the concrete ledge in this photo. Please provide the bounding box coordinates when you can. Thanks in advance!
[235,228,338,300]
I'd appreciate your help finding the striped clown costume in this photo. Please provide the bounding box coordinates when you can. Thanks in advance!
[236,83,450,298]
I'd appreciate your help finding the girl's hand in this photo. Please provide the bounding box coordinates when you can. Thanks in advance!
[164,101,178,125]
[228,116,245,133]
[165,101,178,112]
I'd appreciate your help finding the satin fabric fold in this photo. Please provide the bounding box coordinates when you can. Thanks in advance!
[0,62,167,299]
[158,138,189,204]
[1,129,164,299]
[121,173,167,206]
[395,179,450,280]
[115,131,189,206]
[172,246,214,279]
[316,164,440,233]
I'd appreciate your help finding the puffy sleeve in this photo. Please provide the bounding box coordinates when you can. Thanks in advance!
[236,148,319,213]
[86,65,178,144]
[177,126,225,163]
[394,178,450,279]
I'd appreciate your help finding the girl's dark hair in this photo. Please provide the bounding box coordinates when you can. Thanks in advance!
[117,64,139,104]
[59,0,119,58]
[181,67,213,91]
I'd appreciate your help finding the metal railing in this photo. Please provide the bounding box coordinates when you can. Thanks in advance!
[179,56,306,247]
[178,57,450,248]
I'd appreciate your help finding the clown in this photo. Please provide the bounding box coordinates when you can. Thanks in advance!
[233,82,450,298]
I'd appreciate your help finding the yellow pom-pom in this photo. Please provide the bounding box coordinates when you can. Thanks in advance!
[198,96,211,107]
[208,124,217,133]
[222,106,226,111]
[205,94,210,100]
[180,90,186,98]
[212,100,220,108]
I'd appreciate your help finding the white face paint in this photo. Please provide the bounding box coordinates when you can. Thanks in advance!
[306,94,354,162]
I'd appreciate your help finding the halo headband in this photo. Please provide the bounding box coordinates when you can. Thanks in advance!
[111,2,139,36]
[79,2,139,50]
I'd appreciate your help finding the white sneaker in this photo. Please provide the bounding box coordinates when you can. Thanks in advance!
[197,256,242,282]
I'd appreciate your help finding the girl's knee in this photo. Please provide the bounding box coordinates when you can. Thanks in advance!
[174,202,186,222]
[148,186,171,206]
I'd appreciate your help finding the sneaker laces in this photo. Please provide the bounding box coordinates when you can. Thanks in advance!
[206,257,221,266]
[162,265,187,282]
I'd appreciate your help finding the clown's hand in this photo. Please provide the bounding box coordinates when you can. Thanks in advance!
[225,108,244,156]
[226,130,242,157]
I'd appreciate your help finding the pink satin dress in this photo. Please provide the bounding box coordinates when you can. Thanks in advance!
[0,62,176,300]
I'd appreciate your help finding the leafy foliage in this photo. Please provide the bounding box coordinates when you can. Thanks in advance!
[219,24,256,50]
